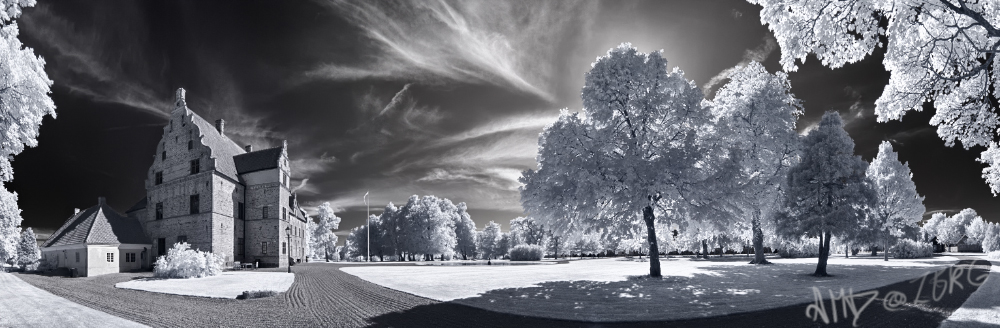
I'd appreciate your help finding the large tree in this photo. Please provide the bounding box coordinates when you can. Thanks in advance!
[0,0,55,266]
[866,141,926,261]
[779,112,876,276]
[452,202,477,260]
[509,216,546,246]
[710,61,802,264]
[477,221,504,260]
[749,0,1000,194]
[937,208,979,249]
[520,44,719,277]
[309,202,342,261]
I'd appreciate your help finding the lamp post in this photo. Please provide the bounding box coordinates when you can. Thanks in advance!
[284,226,291,273]
[364,191,370,262]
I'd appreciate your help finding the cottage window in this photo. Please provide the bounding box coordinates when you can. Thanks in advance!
[190,194,200,214]
[155,171,163,185]
[190,159,200,175]
[155,202,163,220]
[107,253,114,262]
[282,207,287,221]
[282,242,287,255]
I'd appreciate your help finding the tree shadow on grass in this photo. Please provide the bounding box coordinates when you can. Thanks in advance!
[364,260,988,328]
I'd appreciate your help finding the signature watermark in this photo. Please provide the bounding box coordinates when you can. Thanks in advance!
[805,260,989,327]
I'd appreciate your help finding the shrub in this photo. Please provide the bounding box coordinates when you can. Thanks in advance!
[236,290,277,300]
[153,242,225,279]
[891,239,933,259]
[508,244,544,261]
[776,239,820,258]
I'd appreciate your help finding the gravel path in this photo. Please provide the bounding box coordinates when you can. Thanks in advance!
[12,258,990,327]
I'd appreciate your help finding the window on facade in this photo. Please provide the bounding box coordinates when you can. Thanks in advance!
[262,242,268,254]
[190,194,200,214]
[177,235,187,243]
[161,151,166,161]
[262,206,269,219]
[238,202,244,220]
[155,202,163,220]
[188,140,193,150]
[238,238,244,256]
[155,171,163,185]
[107,253,114,262]
[158,238,166,256]
[75,252,80,263]
[282,242,287,255]
[283,207,287,221]
[190,159,200,175]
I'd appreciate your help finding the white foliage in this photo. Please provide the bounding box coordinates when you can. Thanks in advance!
[15,226,37,270]
[890,239,933,259]
[0,187,20,265]
[982,222,1000,252]
[508,244,544,261]
[309,202,341,260]
[477,221,505,259]
[866,141,926,256]
[750,0,1000,193]
[153,242,225,279]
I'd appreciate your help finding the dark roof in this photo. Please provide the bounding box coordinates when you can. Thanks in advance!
[188,110,247,180]
[125,197,147,213]
[234,146,283,174]
[43,200,152,248]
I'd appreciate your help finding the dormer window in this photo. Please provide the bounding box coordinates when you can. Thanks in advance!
[190,159,200,175]
[161,151,166,161]
[188,140,193,150]
[155,171,163,185]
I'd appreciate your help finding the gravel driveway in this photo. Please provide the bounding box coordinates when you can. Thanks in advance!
[12,259,991,328]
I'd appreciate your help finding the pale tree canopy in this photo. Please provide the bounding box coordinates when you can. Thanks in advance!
[520,43,720,277]
[16,226,37,269]
[509,216,546,246]
[0,0,53,266]
[921,212,948,242]
[749,0,1000,193]
[710,60,802,264]
[309,202,341,260]
[937,208,980,246]
[452,202,477,260]
[866,141,926,260]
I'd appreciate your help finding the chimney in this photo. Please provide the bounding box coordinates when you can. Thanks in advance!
[215,119,225,134]
[244,144,253,152]
[98,197,106,205]
[74,208,79,214]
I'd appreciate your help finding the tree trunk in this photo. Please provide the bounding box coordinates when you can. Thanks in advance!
[845,243,848,259]
[814,232,830,277]
[642,205,662,277]
[750,215,770,264]
[871,246,877,257]
[884,237,889,261]
[701,240,709,259]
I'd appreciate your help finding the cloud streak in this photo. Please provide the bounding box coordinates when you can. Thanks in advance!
[702,35,778,98]
[308,0,599,102]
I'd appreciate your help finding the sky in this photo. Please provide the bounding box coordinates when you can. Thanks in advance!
[9,0,1000,243]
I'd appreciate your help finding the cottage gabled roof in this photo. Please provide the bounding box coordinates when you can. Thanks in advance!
[233,146,283,175]
[188,110,247,180]
[43,198,152,248]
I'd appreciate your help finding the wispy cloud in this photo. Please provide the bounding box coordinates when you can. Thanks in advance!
[308,0,599,102]
[702,35,778,98]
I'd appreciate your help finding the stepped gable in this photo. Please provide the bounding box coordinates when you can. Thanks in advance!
[43,198,152,247]
[187,110,247,180]
[233,146,283,174]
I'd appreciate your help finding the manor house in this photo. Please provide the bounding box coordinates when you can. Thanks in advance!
[124,88,308,268]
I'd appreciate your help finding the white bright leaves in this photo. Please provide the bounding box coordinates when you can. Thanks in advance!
[866,141,926,242]
[308,202,341,260]
[750,0,1000,194]
[0,0,54,266]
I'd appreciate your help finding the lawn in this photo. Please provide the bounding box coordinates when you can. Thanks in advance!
[342,255,966,322]
[115,271,294,299]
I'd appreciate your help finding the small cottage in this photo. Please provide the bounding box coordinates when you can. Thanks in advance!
[41,197,153,277]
